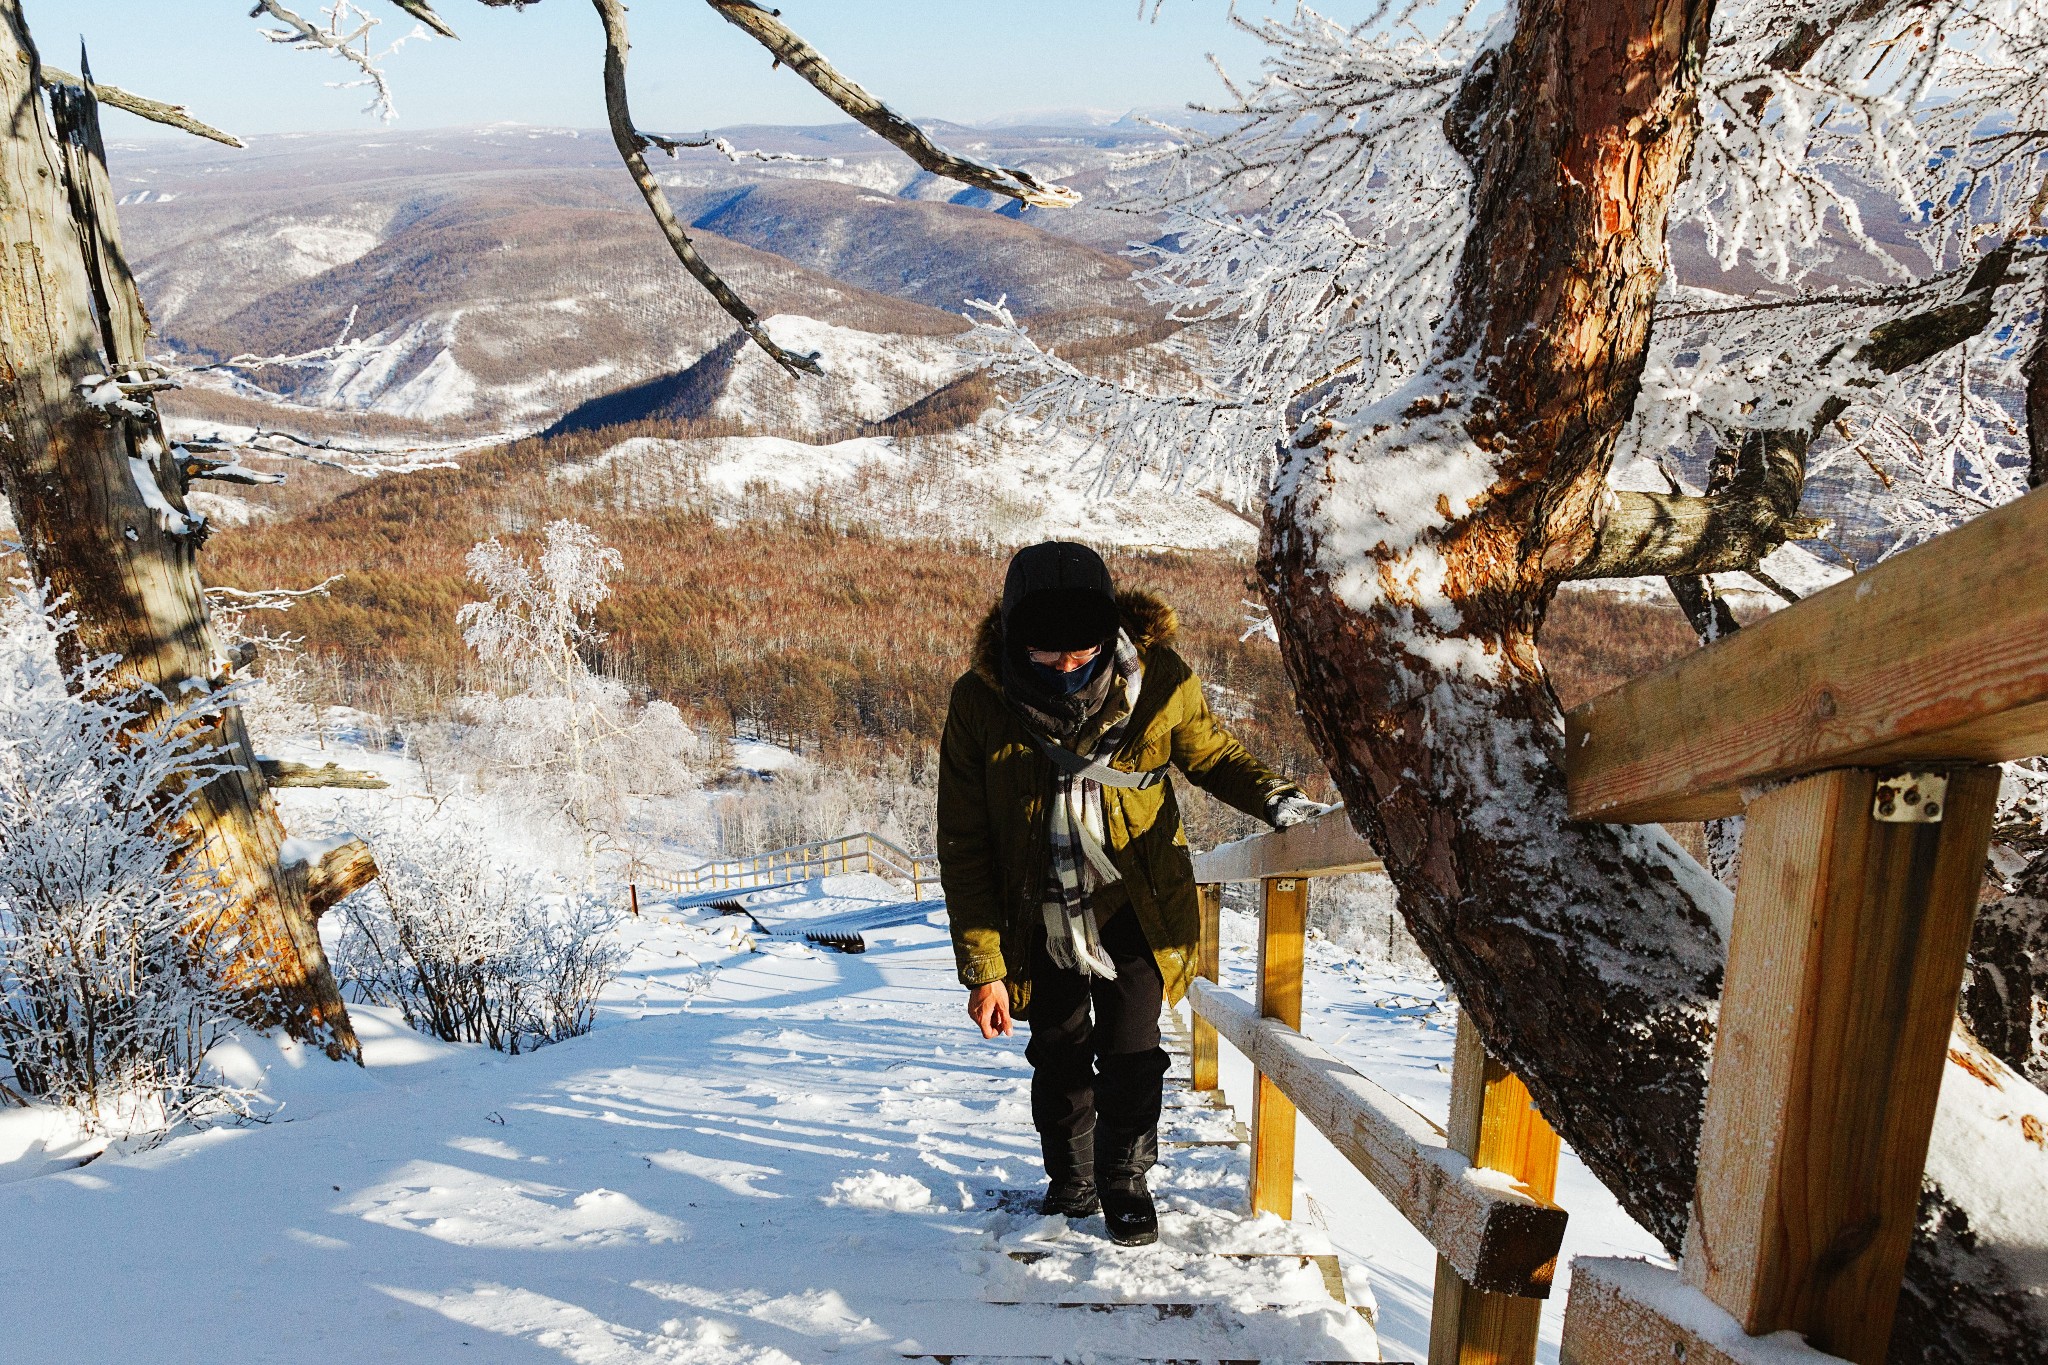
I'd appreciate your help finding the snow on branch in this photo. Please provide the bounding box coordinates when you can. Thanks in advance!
[968,1,1487,500]
[248,0,432,122]
[0,584,259,1135]
[702,0,1081,208]
[1626,240,2042,559]
[1686,0,2048,281]
[635,129,839,168]
[204,576,344,619]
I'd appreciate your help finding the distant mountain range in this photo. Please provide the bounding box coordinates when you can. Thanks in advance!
[112,121,1176,437]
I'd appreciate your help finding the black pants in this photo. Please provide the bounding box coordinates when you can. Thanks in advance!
[1026,892,1170,1157]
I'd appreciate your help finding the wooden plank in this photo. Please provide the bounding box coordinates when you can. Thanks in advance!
[1564,487,2048,823]
[1192,882,1223,1092]
[1430,1011,1562,1365]
[1560,1258,1851,1365]
[1250,876,1308,1218]
[1189,979,1567,1295]
[1679,766,1999,1363]
[1194,805,1383,883]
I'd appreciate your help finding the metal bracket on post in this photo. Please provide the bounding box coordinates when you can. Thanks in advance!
[1872,772,1947,823]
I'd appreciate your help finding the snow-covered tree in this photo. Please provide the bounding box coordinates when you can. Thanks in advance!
[978,3,2047,1359]
[0,586,256,1133]
[458,521,697,860]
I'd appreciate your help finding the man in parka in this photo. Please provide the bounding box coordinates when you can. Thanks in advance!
[937,541,1323,1246]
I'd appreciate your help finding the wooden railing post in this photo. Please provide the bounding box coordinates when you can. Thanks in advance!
[1429,1008,1561,1365]
[1192,882,1222,1092]
[1672,765,2000,1363]
[1249,874,1307,1219]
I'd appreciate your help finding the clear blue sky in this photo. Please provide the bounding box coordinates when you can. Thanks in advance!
[23,1,1365,138]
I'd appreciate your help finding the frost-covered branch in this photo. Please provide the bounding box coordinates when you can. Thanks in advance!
[1589,243,2033,578]
[636,129,837,167]
[703,0,1081,208]
[174,429,463,479]
[0,585,258,1135]
[248,0,431,122]
[969,3,1487,500]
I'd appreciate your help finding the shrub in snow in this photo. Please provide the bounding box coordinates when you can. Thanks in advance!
[333,814,625,1053]
[0,586,254,1133]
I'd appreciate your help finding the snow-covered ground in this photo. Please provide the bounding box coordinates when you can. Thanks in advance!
[551,420,1258,553]
[0,699,1667,1364]
[0,861,1663,1364]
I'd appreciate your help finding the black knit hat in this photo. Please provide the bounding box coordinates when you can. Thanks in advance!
[1001,541,1118,652]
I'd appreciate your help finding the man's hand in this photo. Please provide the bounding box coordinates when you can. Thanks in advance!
[968,981,1013,1039]
[1267,792,1331,829]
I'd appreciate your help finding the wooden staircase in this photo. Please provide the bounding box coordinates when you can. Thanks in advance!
[892,1003,1386,1364]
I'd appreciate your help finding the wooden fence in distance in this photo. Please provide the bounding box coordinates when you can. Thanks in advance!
[1191,808,1569,1365]
[637,831,942,900]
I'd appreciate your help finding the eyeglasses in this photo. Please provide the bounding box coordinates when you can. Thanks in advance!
[1026,644,1102,671]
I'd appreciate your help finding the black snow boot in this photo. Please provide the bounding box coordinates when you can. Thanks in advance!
[1039,1126,1099,1218]
[1097,1126,1159,1247]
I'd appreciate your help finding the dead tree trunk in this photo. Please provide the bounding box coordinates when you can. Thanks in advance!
[0,9,359,1058]
[1259,0,2046,1358]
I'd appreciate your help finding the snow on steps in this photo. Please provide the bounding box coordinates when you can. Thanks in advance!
[664,885,1384,1360]
[865,1003,1381,1363]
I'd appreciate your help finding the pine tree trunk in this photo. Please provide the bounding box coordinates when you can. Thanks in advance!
[0,5,357,1058]
[1260,0,2047,1358]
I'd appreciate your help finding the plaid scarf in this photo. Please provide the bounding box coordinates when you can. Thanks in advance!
[1036,630,1145,979]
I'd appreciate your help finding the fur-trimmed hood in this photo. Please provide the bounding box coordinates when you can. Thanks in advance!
[970,589,1179,688]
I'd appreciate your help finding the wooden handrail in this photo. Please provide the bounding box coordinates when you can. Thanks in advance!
[1565,485,2048,823]
[1192,811,1561,1364]
[1191,980,1566,1295]
[1192,804,1382,882]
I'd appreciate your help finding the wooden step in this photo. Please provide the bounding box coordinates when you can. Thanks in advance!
[884,1298,1380,1361]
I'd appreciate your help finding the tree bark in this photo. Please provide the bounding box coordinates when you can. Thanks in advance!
[1258,1,2047,1359]
[0,9,357,1058]
[2028,265,2048,491]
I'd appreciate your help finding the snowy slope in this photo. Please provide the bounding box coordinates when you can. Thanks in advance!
[551,419,1259,552]
[0,865,1667,1364]
[0,887,1375,1363]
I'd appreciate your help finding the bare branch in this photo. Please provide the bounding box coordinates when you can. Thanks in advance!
[591,0,821,377]
[282,835,381,918]
[260,761,390,792]
[40,65,243,148]
[703,0,1081,208]
[1570,429,1826,580]
[384,0,456,40]
[175,429,466,477]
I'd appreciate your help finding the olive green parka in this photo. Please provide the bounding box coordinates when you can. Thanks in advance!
[937,590,1298,1016]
